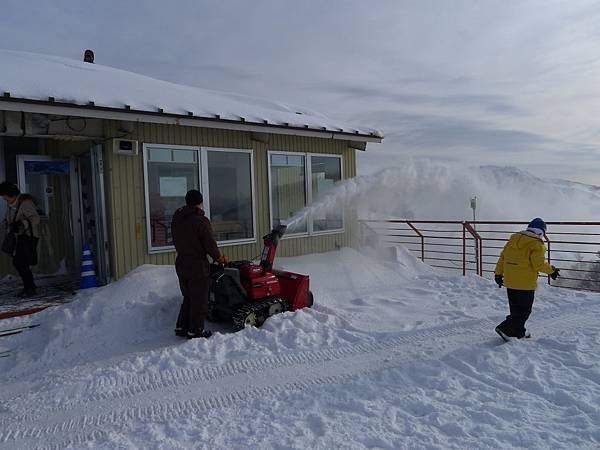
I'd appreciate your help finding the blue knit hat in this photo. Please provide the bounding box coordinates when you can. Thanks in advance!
[528,217,546,232]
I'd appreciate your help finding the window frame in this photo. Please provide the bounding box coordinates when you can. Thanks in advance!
[308,153,345,235]
[143,143,257,254]
[16,154,58,218]
[202,147,257,247]
[267,150,344,239]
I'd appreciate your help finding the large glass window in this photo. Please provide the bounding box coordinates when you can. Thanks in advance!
[311,155,342,232]
[146,147,199,249]
[270,154,308,233]
[144,145,256,252]
[269,152,343,235]
[207,150,254,241]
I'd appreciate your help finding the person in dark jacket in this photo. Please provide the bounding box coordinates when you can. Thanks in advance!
[0,181,40,298]
[171,189,227,339]
[494,218,560,340]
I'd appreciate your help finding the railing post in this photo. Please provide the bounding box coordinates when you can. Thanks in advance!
[545,234,551,286]
[479,235,484,276]
[462,223,466,276]
[474,237,480,276]
[464,221,482,276]
[406,221,425,261]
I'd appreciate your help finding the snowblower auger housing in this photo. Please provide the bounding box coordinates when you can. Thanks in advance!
[208,224,313,330]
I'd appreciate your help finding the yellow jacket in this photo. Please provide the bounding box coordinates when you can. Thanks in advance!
[495,231,554,290]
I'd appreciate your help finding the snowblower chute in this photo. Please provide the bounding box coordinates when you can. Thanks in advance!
[208,225,313,330]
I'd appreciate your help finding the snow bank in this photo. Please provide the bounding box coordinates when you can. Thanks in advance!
[0,265,180,374]
[1,243,599,449]
[0,240,591,381]
[0,247,421,380]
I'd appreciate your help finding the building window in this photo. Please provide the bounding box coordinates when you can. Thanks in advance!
[270,153,308,233]
[144,144,256,253]
[311,155,342,232]
[269,152,343,235]
[146,147,199,249]
[207,150,254,242]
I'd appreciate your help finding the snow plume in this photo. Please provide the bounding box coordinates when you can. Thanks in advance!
[285,159,600,233]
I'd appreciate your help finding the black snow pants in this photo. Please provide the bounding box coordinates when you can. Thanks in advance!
[497,288,535,338]
[175,262,210,334]
[13,252,35,291]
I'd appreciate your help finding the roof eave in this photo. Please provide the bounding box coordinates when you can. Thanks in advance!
[0,97,383,144]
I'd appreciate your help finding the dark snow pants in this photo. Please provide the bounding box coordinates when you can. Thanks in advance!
[175,265,210,334]
[13,253,35,291]
[497,288,535,338]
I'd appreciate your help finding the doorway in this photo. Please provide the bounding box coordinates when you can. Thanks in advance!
[16,154,77,278]
[75,146,110,285]
[12,145,110,286]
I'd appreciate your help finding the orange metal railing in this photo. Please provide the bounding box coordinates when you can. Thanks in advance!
[360,220,600,292]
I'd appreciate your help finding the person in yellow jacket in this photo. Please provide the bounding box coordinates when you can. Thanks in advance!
[494,218,560,341]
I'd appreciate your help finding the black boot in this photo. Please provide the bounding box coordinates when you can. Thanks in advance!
[17,287,37,298]
[174,327,188,337]
[186,330,212,339]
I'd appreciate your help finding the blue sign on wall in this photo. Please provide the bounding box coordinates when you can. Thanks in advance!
[24,160,70,175]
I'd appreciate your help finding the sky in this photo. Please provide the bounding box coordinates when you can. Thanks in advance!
[2,0,600,184]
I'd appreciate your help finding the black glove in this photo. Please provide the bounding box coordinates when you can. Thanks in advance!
[550,267,560,280]
[495,275,504,287]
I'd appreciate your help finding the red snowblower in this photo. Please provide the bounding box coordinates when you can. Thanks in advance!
[208,224,313,330]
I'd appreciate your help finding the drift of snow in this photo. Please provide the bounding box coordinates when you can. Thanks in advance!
[0,243,599,449]
[0,49,381,138]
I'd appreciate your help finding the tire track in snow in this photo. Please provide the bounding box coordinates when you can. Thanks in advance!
[0,315,490,425]
[84,299,600,403]
[1,302,599,450]
[0,305,592,424]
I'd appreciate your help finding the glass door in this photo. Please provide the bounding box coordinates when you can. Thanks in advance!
[16,155,79,276]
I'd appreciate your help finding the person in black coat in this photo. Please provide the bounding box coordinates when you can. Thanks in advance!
[171,190,227,339]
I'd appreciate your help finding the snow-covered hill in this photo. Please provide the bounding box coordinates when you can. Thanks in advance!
[0,244,599,449]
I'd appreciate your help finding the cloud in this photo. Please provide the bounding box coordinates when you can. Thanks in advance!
[1,0,600,184]
[312,82,525,116]
[350,110,548,152]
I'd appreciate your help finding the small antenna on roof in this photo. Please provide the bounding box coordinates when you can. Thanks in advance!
[84,49,95,64]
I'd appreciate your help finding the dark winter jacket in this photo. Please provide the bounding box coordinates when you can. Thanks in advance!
[171,206,221,277]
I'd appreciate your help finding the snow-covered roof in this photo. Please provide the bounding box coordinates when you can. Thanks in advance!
[0,49,382,141]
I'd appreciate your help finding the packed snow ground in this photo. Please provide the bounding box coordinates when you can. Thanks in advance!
[0,246,599,449]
